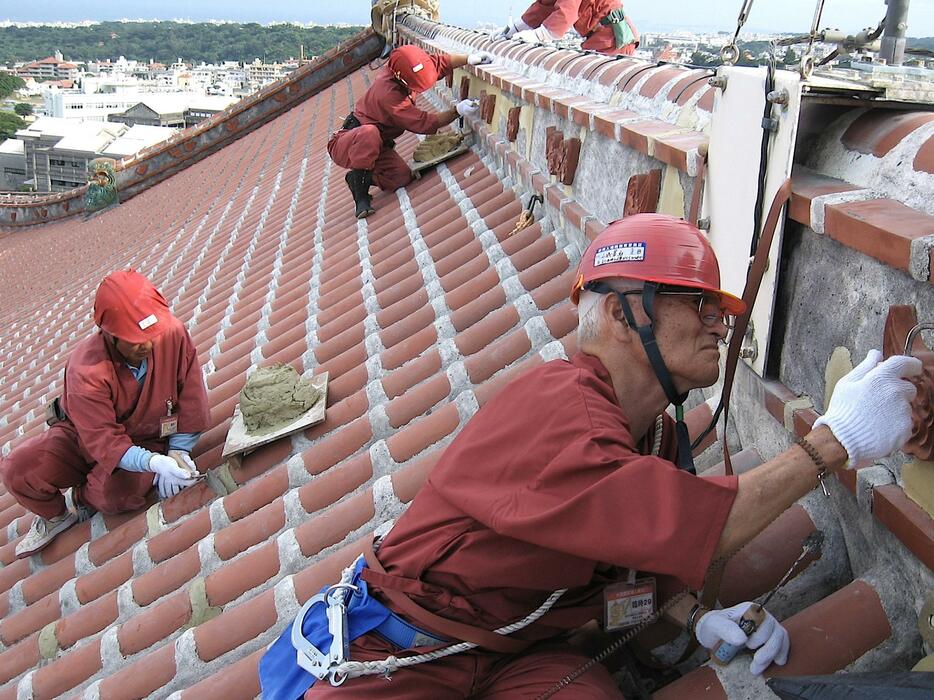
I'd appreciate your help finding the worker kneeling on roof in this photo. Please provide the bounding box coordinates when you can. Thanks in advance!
[495,0,639,56]
[327,44,493,219]
[1,270,210,559]
[261,215,921,699]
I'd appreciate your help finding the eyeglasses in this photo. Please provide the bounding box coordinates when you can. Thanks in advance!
[620,288,735,334]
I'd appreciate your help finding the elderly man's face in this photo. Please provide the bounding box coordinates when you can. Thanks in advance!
[644,292,729,393]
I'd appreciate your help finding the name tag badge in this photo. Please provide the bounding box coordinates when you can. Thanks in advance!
[160,415,178,438]
[604,576,656,631]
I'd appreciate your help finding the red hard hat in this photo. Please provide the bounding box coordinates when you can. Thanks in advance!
[388,45,438,93]
[570,214,745,315]
[93,269,172,344]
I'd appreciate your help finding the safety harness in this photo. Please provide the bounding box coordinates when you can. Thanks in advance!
[259,531,567,698]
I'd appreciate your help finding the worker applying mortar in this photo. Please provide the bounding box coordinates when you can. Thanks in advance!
[260,215,921,698]
[327,44,493,219]
[495,0,639,56]
[1,270,210,558]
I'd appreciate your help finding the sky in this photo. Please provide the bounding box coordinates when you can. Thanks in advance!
[2,0,933,37]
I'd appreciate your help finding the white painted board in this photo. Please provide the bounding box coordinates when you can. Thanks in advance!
[703,66,802,375]
[221,371,329,459]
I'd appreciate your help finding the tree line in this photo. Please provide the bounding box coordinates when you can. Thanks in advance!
[0,22,365,66]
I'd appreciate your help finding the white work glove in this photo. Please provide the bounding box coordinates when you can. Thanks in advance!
[467,51,495,66]
[813,349,922,467]
[456,98,479,118]
[168,449,200,478]
[513,25,557,44]
[695,602,790,675]
[148,454,198,499]
[491,19,530,40]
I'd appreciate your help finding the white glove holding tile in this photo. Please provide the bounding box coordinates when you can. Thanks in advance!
[814,349,921,467]
[695,602,790,675]
[456,98,479,117]
[492,19,530,40]
[467,51,495,66]
[148,454,198,499]
[168,449,200,478]
[513,25,557,44]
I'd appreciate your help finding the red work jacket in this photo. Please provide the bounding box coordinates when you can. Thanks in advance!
[522,0,639,55]
[59,315,210,476]
[353,53,454,143]
[376,352,737,643]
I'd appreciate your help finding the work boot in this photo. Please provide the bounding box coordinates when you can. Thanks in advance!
[15,510,78,559]
[345,169,375,219]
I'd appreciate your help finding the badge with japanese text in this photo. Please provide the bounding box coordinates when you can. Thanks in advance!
[160,399,178,438]
[604,577,656,631]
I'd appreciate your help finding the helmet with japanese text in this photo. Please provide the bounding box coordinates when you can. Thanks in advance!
[388,45,438,93]
[570,214,745,315]
[93,269,172,344]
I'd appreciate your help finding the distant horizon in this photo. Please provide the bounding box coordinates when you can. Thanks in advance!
[2,17,932,41]
[2,0,933,36]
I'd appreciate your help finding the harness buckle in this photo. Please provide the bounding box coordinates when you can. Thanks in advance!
[292,583,360,686]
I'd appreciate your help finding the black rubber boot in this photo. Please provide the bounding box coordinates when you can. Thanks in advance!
[345,169,375,219]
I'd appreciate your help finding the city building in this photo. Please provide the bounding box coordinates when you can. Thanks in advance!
[0,139,27,191]
[108,95,237,128]
[16,51,80,81]
[14,117,175,192]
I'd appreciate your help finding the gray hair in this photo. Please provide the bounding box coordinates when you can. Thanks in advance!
[576,279,644,345]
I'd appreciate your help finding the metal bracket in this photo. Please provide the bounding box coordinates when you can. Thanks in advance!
[904,323,934,356]
[291,582,359,686]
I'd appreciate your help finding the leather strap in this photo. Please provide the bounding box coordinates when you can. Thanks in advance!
[362,539,531,654]
[719,178,792,476]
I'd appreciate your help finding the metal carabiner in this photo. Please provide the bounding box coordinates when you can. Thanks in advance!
[291,582,361,684]
[904,323,934,356]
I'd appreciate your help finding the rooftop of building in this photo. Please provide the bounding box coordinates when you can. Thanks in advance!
[0,8,932,700]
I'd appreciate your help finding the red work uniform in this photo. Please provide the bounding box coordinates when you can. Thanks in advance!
[522,0,639,55]
[327,53,454,192]
[307,352,737,698]
[0,316,209,517]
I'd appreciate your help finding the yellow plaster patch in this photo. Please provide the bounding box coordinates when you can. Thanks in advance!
[903,460,934,519]
[657,166,685,217]
[912,653,934,672]
[824,346,853,410]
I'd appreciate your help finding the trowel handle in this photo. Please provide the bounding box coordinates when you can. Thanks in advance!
[709,606,765,666]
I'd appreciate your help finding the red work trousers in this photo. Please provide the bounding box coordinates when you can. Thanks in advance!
[327,125,414,191]
[0,422,155,518]
[305,635,624,699]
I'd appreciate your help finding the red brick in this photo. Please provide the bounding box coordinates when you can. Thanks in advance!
[75,550,134,604]
[789,167,860,227]
[386,403,461,463]
[194,589,277,662]
[179,648,263,699]
[222,465,289,522]
[160,480,215,524]
[119,590,192,656]
[132,547,201,607]
[465,329,534,385]
[21,555,75,605]
[88,513,147,566]
[148,509,212,564]
[842,109,934,157]
[55,590,119,649]
[297,453,374,515]
[0,632,40,685]
[382,351,442,399]
[873,485,934,571]
[213,499,286,561]
[823,198,934,272]
[31,637,101,700]
[206,540,281,606]
[98,642,177,700]
[294,491,374,558]
[38,520,91,566]
[391,451,442,503]
[0,593,59,646]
